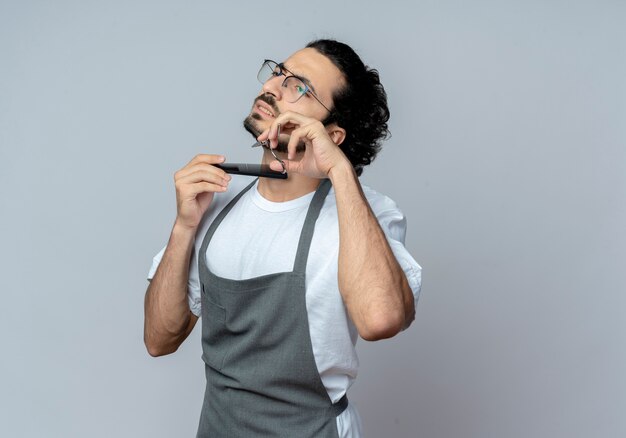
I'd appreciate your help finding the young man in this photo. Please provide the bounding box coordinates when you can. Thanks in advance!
[144,39,422,437]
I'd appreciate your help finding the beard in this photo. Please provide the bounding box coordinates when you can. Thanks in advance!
[243,94,306,154]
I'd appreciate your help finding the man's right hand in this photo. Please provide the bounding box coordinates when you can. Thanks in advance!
[144,154,229,356]
[174,154,231,230]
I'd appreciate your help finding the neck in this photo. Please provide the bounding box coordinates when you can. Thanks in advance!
[257,150,321,202]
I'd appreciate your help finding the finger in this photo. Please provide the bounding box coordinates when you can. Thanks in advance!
[257,127,281,149]
[257,127,269,143]
[258,111,312,146]
[271,121,300,148]
[271,113,309,145]
[285,125,313,160]
[185,154,226,167]
[178,169,229,187]
[270,123,281,149]
[186,181,228,196]
[178,180,228,199]
[268,160,283,173]
[256,123,284,146]
[268,122,285,149]
[176,162,231,181]
[269,159,299,174]
[272,111,312,129]
[177,169,230,187]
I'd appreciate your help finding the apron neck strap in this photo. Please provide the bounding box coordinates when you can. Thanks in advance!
[198,178,257,275]
[292,179,332,274]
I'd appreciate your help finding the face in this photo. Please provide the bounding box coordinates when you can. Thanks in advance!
[243,48,345,153]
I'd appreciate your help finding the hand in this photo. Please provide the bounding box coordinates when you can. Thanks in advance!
[257,111,350,179]
[173,154,231,230]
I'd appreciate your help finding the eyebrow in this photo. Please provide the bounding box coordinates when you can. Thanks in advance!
[278,62,318,94]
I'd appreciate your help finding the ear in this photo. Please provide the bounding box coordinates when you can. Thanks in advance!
[326,124,346,146]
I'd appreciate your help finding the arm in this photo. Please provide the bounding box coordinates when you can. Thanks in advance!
[144,224,199,357]
[144,154,231,356]
[259,112,415,341]
[329,161,415,341]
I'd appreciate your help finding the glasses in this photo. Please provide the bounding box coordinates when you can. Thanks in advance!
[257,59,333,114]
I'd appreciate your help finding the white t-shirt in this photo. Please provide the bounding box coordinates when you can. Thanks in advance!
[148,175,422,438]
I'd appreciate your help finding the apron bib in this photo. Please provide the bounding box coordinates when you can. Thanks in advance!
[196,179,347,437]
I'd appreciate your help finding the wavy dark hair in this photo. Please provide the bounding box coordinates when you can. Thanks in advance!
[307,39,390,176]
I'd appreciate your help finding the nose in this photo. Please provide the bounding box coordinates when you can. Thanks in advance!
[262,75,283,101]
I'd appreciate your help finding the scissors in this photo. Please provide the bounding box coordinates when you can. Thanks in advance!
[251,123,287,174]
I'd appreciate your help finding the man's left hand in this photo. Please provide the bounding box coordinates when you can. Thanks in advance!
[256,111,349,179]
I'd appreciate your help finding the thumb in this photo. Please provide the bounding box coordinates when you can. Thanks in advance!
[269,159,299,174]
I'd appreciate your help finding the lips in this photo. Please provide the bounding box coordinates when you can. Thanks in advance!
[255,102,276,118]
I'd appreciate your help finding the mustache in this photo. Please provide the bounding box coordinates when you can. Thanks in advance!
[254,94,280,117]
[243,95,306,155]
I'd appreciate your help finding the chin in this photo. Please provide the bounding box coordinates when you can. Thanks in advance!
[243,113,264,138]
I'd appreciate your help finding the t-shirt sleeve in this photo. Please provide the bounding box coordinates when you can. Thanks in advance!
[146,245,202,317]
[366,190,422,306]
[147,246,166,281]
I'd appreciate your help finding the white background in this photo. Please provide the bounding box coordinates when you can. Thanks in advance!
[1,1,624,437]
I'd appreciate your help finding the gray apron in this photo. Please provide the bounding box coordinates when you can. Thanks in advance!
[196,178,348,438]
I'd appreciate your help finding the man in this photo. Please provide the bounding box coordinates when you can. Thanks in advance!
[144,39,422,437]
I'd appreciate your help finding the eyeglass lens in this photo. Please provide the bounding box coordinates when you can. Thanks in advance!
[257,61,307,103]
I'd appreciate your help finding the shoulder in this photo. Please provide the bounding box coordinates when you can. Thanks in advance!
[322,181,405,217]
[360,183,404,216]
[361,184,408,243]
[319,181,407,237]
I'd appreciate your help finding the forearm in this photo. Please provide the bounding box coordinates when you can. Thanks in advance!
[329,161,415,341]
[144,222,197,356]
